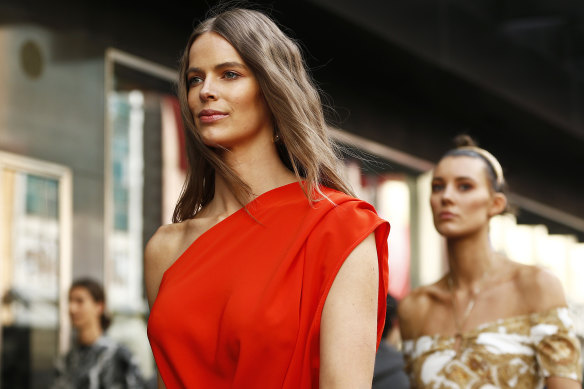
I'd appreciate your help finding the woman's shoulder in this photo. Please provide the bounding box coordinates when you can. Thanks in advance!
[144,221,194,300]
[398,279,448,340]
[509,261,567,313]
[145,215,224,269]
[144,222,188,263]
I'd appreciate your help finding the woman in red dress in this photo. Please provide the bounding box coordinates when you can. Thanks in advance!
[145,7,390,389]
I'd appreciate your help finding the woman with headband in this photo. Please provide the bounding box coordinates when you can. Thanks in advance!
[398,135,582,388]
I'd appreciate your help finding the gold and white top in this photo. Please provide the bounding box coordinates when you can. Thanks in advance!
[403,307,582,388]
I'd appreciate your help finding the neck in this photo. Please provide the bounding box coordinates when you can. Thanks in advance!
[446,226,497,290]
[77,323,103,346]
[209,138,296,217]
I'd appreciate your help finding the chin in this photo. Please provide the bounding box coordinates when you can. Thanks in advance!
[200,132,239,148]
[435,223,463,239]
[438,225,483,240]
[199,136,229,149]
[439,231,465,239]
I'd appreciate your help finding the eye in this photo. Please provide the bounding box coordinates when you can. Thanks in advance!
[431,183,444,193]
[223,71,240,80]
[187,76,203,88]
[458,183,473,191]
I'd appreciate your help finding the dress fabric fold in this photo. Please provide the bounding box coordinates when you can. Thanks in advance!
[147,183,390,388]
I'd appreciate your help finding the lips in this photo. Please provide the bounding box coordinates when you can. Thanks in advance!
[198,109,228,123]
[438,211,456,220]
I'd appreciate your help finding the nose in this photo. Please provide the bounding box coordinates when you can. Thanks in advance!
[199,78,217,101]
[440,184,454,205]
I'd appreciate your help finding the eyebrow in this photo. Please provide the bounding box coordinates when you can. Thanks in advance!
[432,176,476,182]
[186,61,247,75]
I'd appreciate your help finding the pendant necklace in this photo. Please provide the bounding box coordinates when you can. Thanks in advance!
[447,270,490,356]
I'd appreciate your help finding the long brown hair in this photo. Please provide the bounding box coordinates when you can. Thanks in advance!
[173,8,353,223]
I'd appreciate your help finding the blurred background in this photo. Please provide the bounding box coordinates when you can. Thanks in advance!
[1,0,583,387]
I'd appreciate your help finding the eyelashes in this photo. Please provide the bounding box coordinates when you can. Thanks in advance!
[431,183,474,193]
[187,76,203,88]
[187,71,242,88]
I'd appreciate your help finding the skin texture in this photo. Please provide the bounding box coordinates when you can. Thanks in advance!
[398,155,580,389]
[185,32,274,153]
[430,156,503,240]
[320,234,379,389]
[68,287,104,346]
[144,32,379,389]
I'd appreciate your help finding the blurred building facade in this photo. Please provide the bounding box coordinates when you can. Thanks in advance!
[1,1,583,387]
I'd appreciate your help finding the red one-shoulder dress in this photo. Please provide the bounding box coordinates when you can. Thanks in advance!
[148,183,390,388]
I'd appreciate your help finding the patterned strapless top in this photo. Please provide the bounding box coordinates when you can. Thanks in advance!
[402,307,582,388]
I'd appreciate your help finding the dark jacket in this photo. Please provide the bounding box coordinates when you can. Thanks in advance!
[372,342,409,389]
[51,336,145,389]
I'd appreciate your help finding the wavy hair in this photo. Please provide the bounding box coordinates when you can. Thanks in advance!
[173,8,353,223]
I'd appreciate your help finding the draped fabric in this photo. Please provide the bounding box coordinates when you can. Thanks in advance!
[403,307,583,388]
[147,183,390,388]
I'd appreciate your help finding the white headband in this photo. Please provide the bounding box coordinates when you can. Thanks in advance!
[458,146,505,189]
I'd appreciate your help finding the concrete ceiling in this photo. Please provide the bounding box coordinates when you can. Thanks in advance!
[308,0,584,140]
[1,0,583,230]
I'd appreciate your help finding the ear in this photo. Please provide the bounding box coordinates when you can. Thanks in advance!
[489,193,507,217]
[96,301,105,315]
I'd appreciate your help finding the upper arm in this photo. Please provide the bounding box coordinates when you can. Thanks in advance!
[320,233,379,389]
[397,289,428,340]
[397,295,417,340]
[523,268,581,387]
[546,376,581,389]
[144,227,175,309]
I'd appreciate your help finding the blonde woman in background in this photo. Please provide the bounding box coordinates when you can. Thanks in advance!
[398,135,582,388]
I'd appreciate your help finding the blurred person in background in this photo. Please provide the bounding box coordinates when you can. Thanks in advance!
[144,6,390,389]
[51,278,145,389]
[372,294,409,388]
[398,135,582,388]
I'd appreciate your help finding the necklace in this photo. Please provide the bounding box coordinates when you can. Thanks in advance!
[447,271,490,354]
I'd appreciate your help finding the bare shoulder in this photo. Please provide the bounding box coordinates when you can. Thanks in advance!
[513,262,567,313]
[144,222,189,307]
[398,280,443,340]
[144,223,185,267]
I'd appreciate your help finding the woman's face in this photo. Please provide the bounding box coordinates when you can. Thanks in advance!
[68,287,102,331]
[186,32,273,150]
[430,156,503,239]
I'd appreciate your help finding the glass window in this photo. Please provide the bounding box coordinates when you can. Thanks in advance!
[0,155,71,389]
[104,51,178,381]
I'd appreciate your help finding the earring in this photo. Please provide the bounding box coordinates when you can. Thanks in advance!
[274,133,281,143]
